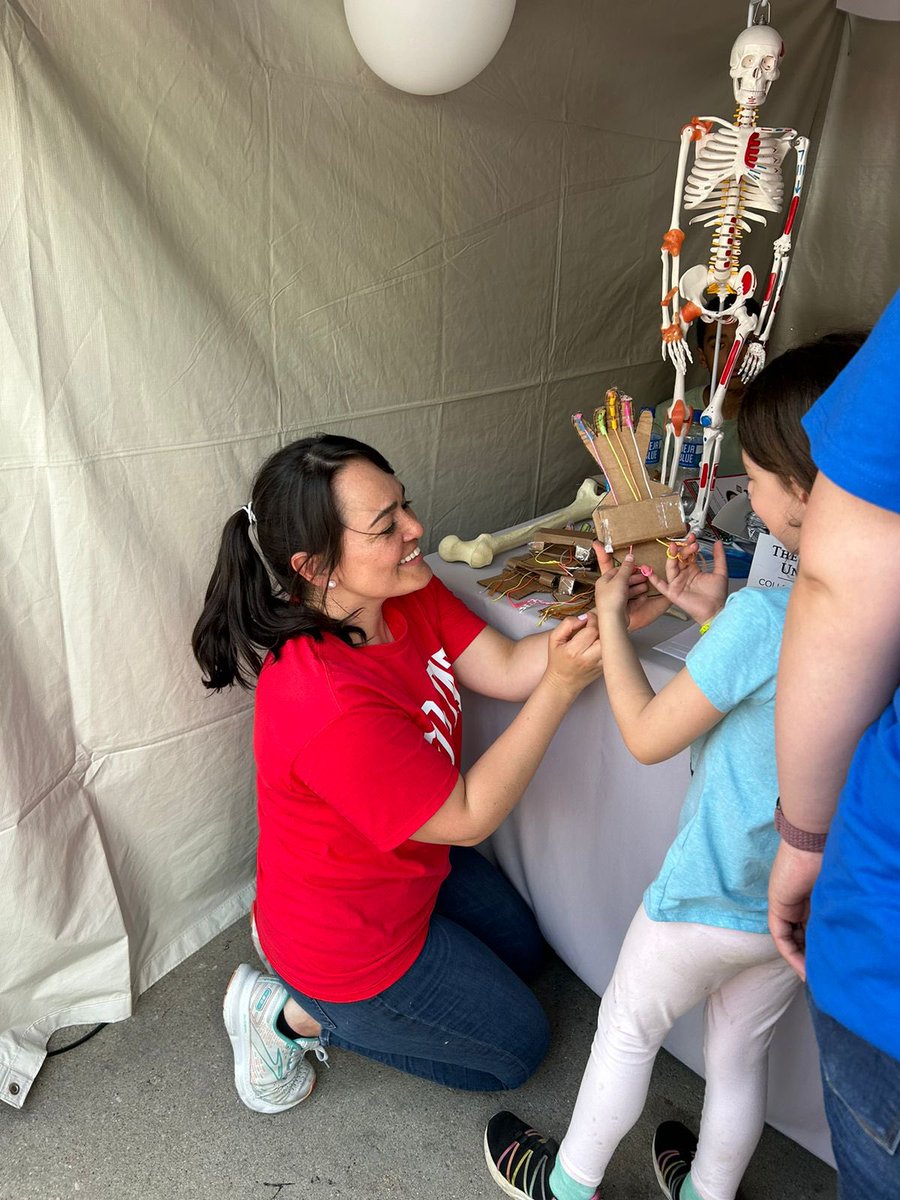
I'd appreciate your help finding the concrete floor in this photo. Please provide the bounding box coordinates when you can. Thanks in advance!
[3,921,837,1200]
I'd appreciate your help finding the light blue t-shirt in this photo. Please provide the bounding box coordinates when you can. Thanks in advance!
[644,587,790,933]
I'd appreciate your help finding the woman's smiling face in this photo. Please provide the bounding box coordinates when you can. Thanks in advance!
[329,457,431,608]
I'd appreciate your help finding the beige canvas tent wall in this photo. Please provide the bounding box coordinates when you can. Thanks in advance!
[2,0,898,1117]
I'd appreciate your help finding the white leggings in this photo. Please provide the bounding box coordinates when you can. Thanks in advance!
[557,905,801,1200]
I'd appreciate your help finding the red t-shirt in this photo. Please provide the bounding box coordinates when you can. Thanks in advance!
[253,576,486,1002]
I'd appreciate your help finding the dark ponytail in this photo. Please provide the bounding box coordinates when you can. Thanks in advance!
[192,434,395,690]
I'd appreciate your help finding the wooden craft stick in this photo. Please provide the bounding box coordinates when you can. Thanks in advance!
[618,392,654,499]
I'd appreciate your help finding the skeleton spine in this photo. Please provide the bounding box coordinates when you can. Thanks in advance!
[707,107,758,285]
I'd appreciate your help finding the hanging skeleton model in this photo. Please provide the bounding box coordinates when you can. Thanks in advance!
[659,2,809,531]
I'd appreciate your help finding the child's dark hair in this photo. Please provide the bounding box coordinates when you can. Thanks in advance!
[192,434,394,690]
[738,331,869,494]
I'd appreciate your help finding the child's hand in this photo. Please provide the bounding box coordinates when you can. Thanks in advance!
[592,549,635,629]
[637,534,728,627]
[593,542,670,631]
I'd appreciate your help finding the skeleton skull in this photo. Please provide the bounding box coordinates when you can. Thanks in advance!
[729,25,783,107]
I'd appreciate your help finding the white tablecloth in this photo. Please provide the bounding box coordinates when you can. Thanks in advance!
[428,547,833,1166]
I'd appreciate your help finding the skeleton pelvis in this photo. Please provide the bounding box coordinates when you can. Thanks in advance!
[680,263,756,317]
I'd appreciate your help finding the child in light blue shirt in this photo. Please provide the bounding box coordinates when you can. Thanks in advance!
[646,586,789,933]
[484,333,864,1200]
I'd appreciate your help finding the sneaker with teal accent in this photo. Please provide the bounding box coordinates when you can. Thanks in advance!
[485,1111,557,1199]
[485,1111,602,1200]
[486,1111,582,1200]
[223,963,327,1114]
[652,1120,698,1199]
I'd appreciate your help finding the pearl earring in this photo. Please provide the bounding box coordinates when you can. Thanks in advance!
[327,580,336,590]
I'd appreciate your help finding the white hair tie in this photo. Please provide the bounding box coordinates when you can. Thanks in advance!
[237,500,288,599]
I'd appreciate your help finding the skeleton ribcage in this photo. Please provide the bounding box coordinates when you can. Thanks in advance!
[684,127,787,230]
[679,124,790,279]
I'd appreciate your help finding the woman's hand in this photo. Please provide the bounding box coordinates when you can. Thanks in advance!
[638,534,728,627]
[768,839,824,980]
[544,612,604,694]
[593,543,670,631]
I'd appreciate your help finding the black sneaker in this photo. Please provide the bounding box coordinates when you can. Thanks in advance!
[652,1120,698,1199]
[484,1111,560,1199]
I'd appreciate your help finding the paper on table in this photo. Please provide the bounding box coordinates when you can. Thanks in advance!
[653,622,703,663]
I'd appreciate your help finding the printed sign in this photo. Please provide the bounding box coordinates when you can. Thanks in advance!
[747,532,798,591]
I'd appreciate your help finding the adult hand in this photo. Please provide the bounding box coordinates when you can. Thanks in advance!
[593,542,670,631]
[767,839,824,980]
[544,612,603,694]
[638,534,728,627]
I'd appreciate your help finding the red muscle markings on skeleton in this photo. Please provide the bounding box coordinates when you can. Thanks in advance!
[661,229,686,257]
[657,4,810,531]
[683,116,714,141]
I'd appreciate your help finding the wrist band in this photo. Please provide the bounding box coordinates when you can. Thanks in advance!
[774,799,828,853]
[698,621,712,636]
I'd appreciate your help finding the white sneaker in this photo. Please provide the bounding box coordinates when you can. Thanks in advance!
[249,906,273,972]
[223,963,328,1114]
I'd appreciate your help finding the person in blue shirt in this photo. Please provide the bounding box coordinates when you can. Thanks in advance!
[482,333,862,1200]
[769,290,900,1200]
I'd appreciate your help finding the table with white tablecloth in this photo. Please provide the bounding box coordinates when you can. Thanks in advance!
[428,547,833,1166]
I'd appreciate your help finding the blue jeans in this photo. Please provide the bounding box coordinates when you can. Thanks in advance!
[281,846,550,1091]
[808,991,900,1200]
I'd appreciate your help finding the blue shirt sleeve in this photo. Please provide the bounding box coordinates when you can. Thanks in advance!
[802,289,900,514]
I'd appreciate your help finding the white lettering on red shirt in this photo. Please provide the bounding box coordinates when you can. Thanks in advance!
[421,648,462,765]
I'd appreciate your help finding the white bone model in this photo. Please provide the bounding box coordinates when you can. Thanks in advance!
[659,2,809,531]
[438,477,602,568]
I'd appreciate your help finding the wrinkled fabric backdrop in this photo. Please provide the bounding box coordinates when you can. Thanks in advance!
[2,0,898,1110]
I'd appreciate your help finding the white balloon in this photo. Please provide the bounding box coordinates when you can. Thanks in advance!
[344,0,517,96]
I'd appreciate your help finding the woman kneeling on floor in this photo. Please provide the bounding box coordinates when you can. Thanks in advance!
[193,434,604,1112]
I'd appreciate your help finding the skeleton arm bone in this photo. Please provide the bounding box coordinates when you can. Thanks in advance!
[743,133,809,381]
[660,123,701,371]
